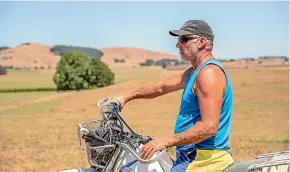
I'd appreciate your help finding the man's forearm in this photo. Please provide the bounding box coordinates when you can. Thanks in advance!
[164,121,217,148]
[124,82,164,103]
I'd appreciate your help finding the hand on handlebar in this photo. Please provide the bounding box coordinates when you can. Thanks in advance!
[98,97,126,110]
[139,138,168,160]
[114,96,126,110]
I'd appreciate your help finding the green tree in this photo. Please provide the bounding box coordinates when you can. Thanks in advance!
[120,59,125,63]
[53,52,114,90]
[114,58,120,63]
[0,65,7,75]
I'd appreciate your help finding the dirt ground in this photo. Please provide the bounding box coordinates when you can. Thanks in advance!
[0,66,288,172]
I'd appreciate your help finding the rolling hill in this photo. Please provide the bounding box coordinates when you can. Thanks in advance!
[100,47,179,67]
[0,43,180,69]
[0,43,61,69]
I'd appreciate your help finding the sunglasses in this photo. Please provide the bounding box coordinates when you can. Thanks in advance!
[178,35,200,44]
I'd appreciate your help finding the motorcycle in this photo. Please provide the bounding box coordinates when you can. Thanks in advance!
[60,98,289,172]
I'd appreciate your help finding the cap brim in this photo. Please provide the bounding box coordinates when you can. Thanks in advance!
[169,30,193,36]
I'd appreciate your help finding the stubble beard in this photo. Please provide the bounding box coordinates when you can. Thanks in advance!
[187,45,198,64]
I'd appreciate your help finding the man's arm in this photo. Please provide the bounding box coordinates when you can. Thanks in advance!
[122,67,192,104]
[164,65,226,147]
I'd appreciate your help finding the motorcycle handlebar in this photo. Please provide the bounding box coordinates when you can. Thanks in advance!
[97,98,135,134]
[97,98,166,164]
[97,98,121,113]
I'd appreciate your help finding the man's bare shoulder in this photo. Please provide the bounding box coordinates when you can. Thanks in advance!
[195,65,226,94]
[198,64,224,78]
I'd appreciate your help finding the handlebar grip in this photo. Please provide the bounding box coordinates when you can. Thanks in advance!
[97,98,121,112]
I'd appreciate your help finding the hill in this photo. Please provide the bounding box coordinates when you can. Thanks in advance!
[0,43,61,69]
[0,43,180,69]
[1,43,287,70]
[0,46,9,52]
[100,47,179,67]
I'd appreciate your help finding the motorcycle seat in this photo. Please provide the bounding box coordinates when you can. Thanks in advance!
[224,158,266,172]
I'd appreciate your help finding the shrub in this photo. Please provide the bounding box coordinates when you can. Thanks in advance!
[0,65,7,75]
[53,52,114,90]
[114,58,120,63]
[140,59,155,66]
[114,58,126,63]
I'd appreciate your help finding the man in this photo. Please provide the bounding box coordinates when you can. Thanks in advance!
[110,20,234,172]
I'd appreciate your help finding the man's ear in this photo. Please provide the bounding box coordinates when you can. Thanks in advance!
[197,37,206,49]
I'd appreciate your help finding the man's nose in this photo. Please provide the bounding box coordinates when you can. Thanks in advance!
[176,41,182,48]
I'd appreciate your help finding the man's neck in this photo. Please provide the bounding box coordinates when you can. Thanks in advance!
[190,52,214,69]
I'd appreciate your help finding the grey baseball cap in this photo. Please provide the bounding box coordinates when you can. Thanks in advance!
[169,20,214,41]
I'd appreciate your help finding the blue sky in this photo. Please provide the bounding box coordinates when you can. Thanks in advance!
[0,1,289,59]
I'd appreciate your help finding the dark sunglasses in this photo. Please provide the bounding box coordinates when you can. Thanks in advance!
[178,35,200,44]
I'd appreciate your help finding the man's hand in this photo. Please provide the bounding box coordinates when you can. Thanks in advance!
[99,96,127,109]
[114,96,126,109]
[139,138,168,160]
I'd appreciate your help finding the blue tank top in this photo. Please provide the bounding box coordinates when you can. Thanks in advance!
[174,59,233,151]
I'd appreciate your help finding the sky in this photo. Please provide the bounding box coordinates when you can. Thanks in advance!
[0,1,289,59]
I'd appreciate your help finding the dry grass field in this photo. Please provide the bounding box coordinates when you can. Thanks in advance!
[0,70,56,89]
[0,65,288,172]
